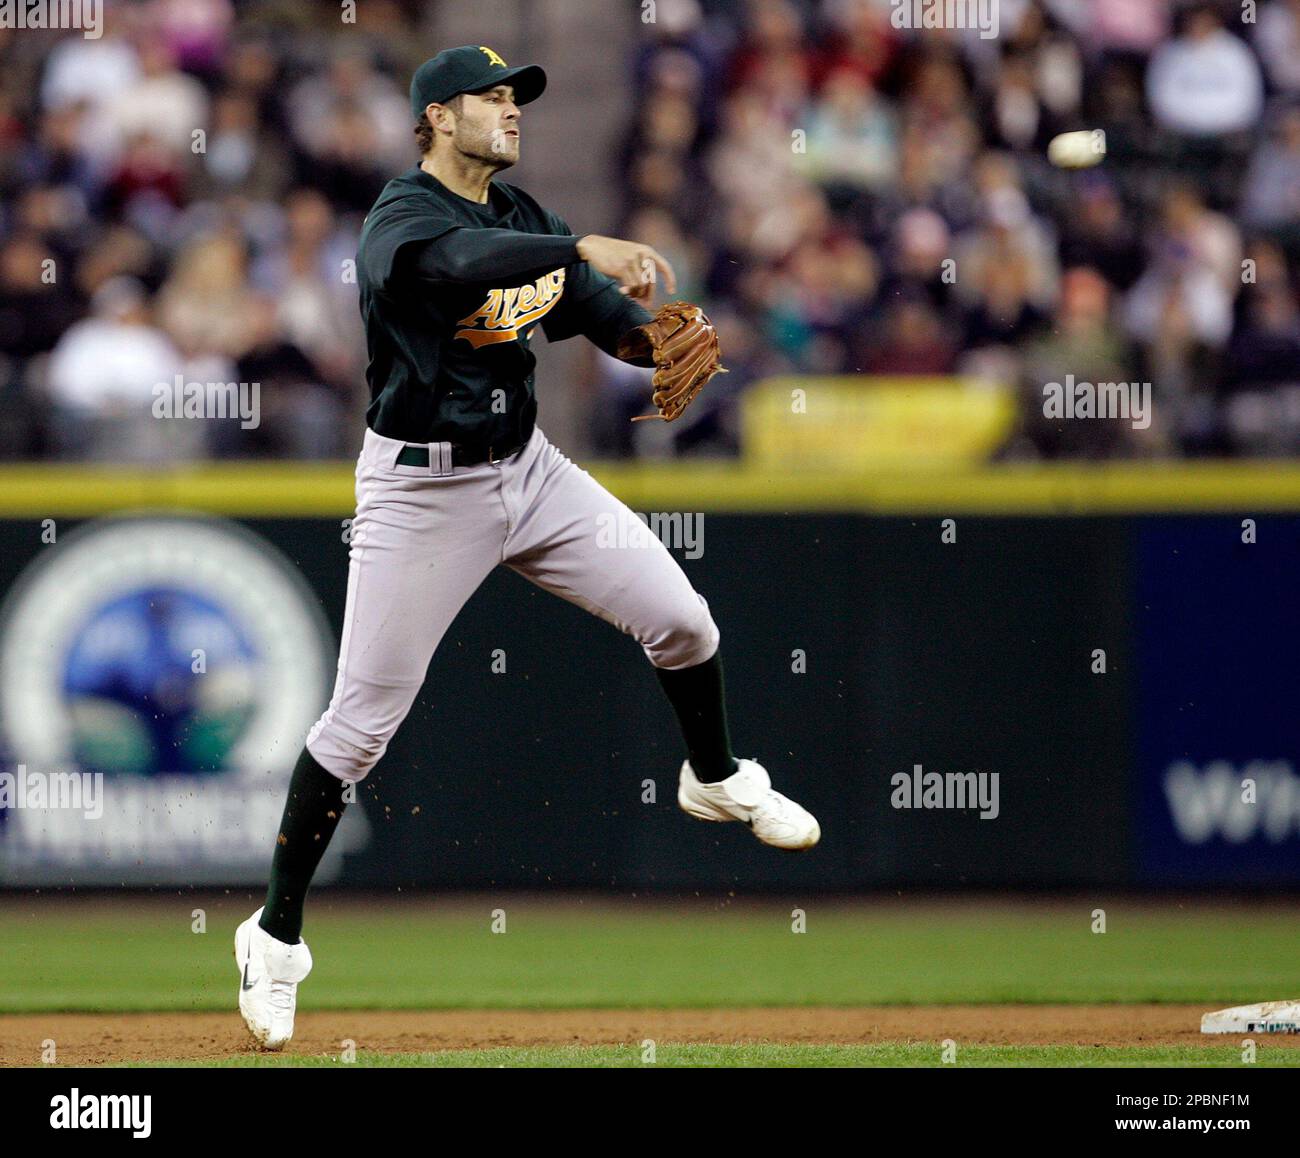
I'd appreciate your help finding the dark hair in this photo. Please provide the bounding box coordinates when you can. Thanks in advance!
[414,94,464,155]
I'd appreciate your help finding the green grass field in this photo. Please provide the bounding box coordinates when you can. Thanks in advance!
[3,895,1296,1011]
[1,895,1296,1067]
[113,1044,1298,1068]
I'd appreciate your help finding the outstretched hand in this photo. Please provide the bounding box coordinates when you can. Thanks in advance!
[577,234,677,302]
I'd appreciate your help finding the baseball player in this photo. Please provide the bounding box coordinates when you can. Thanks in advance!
[235,46,819,1051]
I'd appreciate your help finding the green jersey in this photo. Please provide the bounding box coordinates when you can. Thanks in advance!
[356,166,651,448]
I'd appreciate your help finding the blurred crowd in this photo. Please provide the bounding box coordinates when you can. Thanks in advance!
[1,0,1298,461]
[602,0,1300,458]
[0,0,428,460]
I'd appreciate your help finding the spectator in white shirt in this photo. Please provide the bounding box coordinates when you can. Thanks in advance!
[40,32,140,112]
[44,277,204,460]
[1146,4,1264,136]
[46,278,180,415]
[106,34,210,161]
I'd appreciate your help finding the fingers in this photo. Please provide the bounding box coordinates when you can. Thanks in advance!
[593,239,675,301]
[627,250,658,301]
[652,251,677,295]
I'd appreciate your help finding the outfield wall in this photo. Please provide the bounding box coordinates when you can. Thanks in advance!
[0,463,1295,889]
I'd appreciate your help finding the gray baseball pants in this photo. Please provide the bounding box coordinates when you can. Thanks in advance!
[306,425,719,781]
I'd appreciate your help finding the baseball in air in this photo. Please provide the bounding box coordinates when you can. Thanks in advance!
[1047,129,1107,169]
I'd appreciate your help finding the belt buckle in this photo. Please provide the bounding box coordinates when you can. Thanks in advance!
[488,444,501,466]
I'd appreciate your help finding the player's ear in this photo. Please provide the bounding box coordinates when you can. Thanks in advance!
[427,102,453,133]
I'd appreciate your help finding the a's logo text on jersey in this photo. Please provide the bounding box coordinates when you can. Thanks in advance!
[455,269,565,348]
[479,46,507,68]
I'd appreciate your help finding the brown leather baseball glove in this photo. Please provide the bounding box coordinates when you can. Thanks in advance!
[617,301,726,422]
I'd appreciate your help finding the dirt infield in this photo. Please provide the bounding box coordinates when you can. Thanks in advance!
[4,1005,1295,1065]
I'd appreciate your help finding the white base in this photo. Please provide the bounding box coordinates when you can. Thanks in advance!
[1201,1000,1300,1035]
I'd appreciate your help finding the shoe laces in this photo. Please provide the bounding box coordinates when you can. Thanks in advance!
[268,977,296,1016]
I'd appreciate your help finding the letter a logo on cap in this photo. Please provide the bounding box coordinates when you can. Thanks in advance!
[479,46,507,67]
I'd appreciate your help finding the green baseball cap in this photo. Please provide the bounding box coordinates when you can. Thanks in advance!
[410,45,547,120]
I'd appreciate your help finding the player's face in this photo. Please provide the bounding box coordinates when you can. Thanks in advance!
[453,86,521,169]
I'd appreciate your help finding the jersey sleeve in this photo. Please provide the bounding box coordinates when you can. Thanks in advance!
[358,194,460,296]
[407,228,581,286]
[540,211,655,362]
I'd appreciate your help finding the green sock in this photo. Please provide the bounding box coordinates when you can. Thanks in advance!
[259,747,349,944]
[654,650,739,783]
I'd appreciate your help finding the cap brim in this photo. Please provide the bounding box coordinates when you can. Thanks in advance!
[472,63,547,105]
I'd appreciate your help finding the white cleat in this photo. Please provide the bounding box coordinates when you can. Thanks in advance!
[678,758,820,851]
[234,907,312,1051]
